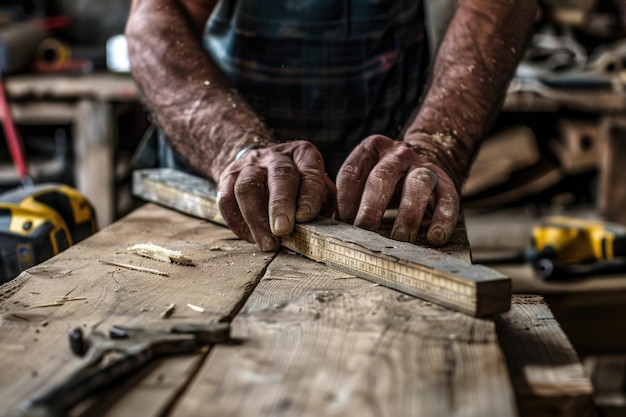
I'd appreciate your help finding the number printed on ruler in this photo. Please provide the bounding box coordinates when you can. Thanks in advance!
[284,228,474,307]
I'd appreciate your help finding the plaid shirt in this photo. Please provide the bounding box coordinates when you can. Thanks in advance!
[204,0,428,176]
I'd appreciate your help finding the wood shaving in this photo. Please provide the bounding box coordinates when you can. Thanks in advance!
[209,243,237,252]
[56,296,87,303]
[9,314,30,321]
[160,303,176,319]
[29,295,88,309]
[127,243,194,265]
[187,303,205,313]
[100,260,169,276]
[30,302,65,308]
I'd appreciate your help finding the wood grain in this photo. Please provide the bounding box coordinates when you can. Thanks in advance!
[0,204,275,417]
[0,202,596,417]
[496,295,595,417]
[172,252,518,417]
[133,168,225,225]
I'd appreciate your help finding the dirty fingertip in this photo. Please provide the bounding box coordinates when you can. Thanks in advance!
[426,225,448,247]
[296,203,313,221]
[260,235,280,252]
[391,224,410,242]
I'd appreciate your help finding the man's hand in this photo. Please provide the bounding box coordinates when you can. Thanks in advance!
[336,134,460,247]
[335,0,538,247]
[218,141,336,251]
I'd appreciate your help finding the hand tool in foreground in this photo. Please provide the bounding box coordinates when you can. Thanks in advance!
[18,322,231,417]
[132,168,511,317]
[527,215,626,280]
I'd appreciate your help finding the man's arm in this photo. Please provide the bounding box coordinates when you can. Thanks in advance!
[126,0,329,251]
[337,0,537,246]
[126,0,274,179]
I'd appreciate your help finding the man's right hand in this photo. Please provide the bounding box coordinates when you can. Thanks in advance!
[217,141,335,251]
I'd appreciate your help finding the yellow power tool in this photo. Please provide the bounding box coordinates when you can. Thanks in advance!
[528,216,626,279]
[0,184,98,283]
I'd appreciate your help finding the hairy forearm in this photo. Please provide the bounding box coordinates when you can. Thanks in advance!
[405,0,537,186]
[126,0,276,181]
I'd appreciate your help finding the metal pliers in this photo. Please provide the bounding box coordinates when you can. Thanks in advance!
[18,322,231,417]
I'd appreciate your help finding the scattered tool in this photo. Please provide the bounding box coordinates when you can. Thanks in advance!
[528,215,626,279]
[19,322,231,417]
[0,183,98,283]
[133,168,511,317]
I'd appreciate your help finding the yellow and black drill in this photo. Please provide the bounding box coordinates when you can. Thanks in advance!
[528,216,626,279]
[0,184,98,283]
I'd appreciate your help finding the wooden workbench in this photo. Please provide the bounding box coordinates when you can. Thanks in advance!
[0,204,595,417]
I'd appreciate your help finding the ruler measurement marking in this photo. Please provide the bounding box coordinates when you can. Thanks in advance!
[283,229,476,311]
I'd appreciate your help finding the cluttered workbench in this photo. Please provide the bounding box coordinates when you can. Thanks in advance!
[0,200,595,417]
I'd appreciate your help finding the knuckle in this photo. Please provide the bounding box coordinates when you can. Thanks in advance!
[235,178,262,195]
[338,162,363,181]
[436,194,459,220]
[371,164,398,182]
[396,143,430,164]
[363,134,391,145]
[298,161,325,178]
[269,162,298,178]
[296,140,318,151]
[300,176,326,195]
[405,168,437,193]
[359,134,394,155]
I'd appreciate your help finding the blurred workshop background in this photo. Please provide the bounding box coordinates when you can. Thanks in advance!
[1,1,626,414]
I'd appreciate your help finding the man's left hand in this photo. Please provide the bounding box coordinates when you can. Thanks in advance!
[336,134,461,247]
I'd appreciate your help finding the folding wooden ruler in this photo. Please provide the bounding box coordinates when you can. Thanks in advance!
[133,168,511,317]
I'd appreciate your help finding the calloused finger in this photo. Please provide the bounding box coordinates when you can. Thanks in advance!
[426,180,459,247]
[292,144,327,222]
[354,161,405,232]
[235,165,278,251]
[267,158,300,236]
[390,167,438,243]
[218,170,253,243]
[337,137,385,223]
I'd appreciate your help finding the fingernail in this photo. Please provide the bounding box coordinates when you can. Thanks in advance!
[296,204,312,220]
[391,225,409,241]
[427,225,447,246]
[273,214,291,235]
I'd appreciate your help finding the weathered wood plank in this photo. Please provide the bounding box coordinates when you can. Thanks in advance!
[496,295,595,417]
[133,168,225,225]
[172,251,519,417]
[0,203,275,417]
[0,202,596,417]
[133,168,511,317]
